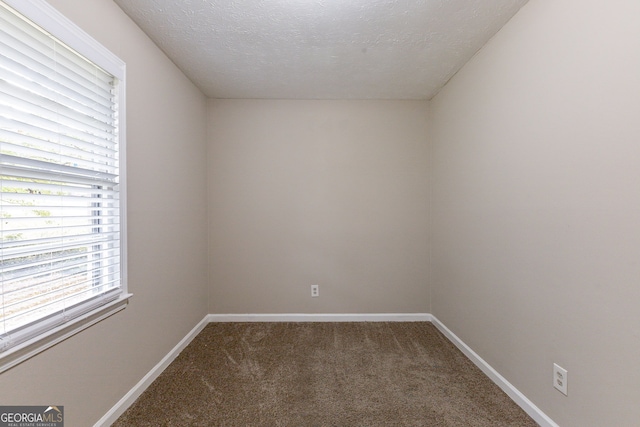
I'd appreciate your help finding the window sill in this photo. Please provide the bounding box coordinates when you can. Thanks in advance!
[0,293,133,374]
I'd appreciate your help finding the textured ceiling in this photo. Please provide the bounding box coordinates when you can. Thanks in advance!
[113,0,528,99]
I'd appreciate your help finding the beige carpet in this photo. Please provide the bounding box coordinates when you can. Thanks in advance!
[113,322,538,426]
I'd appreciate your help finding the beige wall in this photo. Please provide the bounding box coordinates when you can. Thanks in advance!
[430,0,640,425]
[208,100,430,314]
[0,1,209,425]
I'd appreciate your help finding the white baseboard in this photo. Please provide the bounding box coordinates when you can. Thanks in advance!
[98,313,557,427]
[93,316,210,427]
[430,315,558,427]
[207,313,433,322]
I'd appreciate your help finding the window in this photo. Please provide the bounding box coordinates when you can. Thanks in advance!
[0,0,128,371]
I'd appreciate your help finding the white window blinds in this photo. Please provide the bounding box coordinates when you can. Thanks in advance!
[0,0,125,355]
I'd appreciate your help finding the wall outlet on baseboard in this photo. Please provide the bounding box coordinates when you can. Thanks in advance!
[311,285,319,297]
[553,363,568,395]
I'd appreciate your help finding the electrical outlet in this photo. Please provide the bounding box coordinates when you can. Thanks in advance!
[553,363,568,395]
[311,285,319,297]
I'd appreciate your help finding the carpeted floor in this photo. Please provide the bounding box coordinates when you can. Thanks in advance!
[113,322,538,426]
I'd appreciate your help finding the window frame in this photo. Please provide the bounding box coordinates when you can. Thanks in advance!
[0,0,130,373]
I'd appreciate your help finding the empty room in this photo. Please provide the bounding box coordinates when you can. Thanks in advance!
[0,0,638,426]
